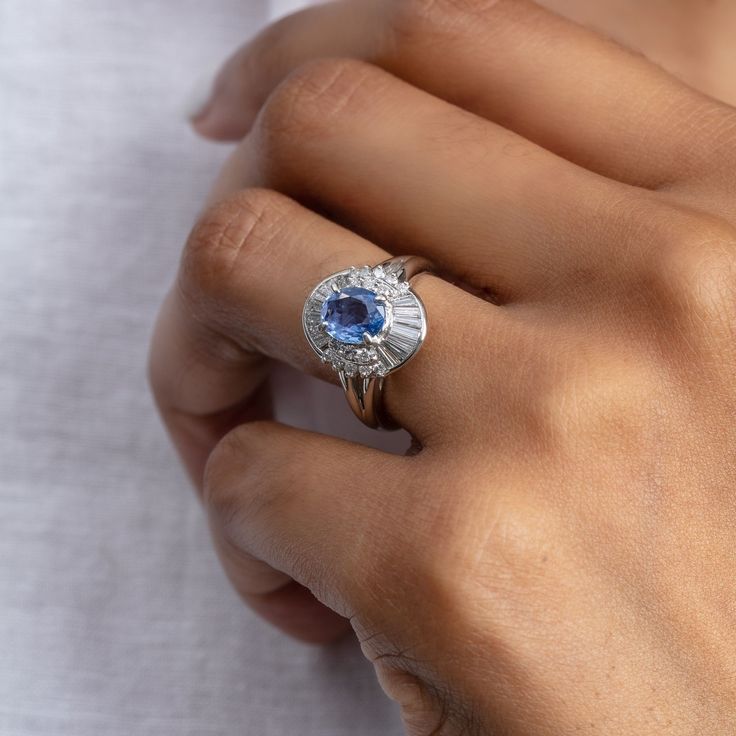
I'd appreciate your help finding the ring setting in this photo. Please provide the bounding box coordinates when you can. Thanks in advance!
[302,256,430,428]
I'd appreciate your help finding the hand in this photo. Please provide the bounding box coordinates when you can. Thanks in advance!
[149,1,736,732]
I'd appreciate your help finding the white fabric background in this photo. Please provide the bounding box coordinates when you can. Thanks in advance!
[0,1,404,733]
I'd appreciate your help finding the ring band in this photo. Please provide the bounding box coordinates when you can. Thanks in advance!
[302,256,432,429]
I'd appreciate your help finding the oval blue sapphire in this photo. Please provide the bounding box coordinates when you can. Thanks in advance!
[321,286,386,345]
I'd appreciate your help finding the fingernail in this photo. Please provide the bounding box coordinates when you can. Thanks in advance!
[182,71,217,123]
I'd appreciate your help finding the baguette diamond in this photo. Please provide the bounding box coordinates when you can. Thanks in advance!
[303,261,427,382]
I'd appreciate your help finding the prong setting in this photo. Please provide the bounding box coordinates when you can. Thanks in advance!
[302,262,427,380]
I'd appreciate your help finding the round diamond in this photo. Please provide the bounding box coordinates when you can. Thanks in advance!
[321,286,386,345]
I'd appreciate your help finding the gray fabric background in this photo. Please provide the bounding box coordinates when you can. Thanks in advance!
[0,1,403,733]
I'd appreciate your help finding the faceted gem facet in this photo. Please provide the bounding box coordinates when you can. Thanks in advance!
[321,286,386,344]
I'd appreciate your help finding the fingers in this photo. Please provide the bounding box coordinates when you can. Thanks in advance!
[150,224,350,643]
[192,2,363,141]
[228,59,635,301]
[204,420,409,617]
[194,0,733,188]
[174,187,486,439]
[151,185,475,641]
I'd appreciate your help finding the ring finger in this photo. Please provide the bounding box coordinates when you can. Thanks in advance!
[176,187,483,438]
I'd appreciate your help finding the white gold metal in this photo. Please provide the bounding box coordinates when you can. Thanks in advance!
[302,255,431,429]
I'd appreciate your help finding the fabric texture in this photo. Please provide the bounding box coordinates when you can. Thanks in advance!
[0,1,403,733]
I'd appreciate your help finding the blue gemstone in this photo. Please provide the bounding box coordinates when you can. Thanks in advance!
[321,286,386,345]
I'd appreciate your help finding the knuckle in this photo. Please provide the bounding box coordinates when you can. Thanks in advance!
[474,497,551,586]
[382,470,570,667]
[203,422,283,539]
[391,464,548,607]
[203,422,256,513]
[179,188,293,308]
[418,488,552,620]
[528,343,659,452]
[639,208,736,330]
[258,58,386,144]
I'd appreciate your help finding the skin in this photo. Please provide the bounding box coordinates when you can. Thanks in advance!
[149,1,736,733]
[541,0,736,106]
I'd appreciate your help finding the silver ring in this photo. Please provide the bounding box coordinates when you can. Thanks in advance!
[302,256,431,430]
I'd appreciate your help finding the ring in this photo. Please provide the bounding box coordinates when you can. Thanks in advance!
[302,256,431,429]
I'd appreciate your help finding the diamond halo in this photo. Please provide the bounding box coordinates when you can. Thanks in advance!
[302,261,427,380]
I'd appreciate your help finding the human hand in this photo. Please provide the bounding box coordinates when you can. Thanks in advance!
[150,1,736,732]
